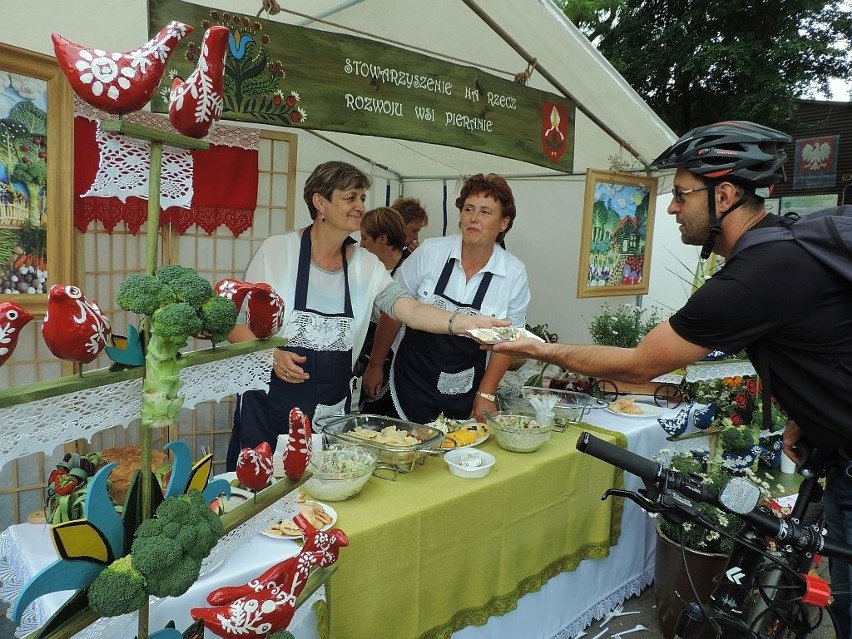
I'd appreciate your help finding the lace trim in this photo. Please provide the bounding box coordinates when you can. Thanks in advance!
[0,349,274,474]
[73,96,260,150]
[684,359,756,382]
[82,122,194,209]
[551,569,655,639]
[284,311,354,352]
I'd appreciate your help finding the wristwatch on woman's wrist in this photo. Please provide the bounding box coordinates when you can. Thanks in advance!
[476,391,496,402]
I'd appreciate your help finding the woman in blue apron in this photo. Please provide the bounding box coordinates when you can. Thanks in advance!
[365,173,531,424]
[226,162,512,470]
[228,227,356,468]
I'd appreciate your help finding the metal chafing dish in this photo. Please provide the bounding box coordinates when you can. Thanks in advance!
[315,414,447,476]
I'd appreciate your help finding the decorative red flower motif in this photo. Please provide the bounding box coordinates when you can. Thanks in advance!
[746,378,757,395]
[731,414,742,426]
[735,393,747,408]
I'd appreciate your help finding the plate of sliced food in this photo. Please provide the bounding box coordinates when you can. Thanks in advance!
[427,414,490,449]
[605,396,664,418]
[261,495,337,539]
[465,327,546,345]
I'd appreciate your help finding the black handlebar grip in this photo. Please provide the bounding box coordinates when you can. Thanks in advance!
[576,432,662,482]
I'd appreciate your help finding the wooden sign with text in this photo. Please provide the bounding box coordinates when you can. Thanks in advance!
[149,0,575,172]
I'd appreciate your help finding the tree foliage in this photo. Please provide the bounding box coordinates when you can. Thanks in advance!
[558,0,852,134]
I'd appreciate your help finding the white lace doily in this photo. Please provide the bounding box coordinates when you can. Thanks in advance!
[0,349,274,474]
[82,123,194,209]
[684,359,756,382]
[74,96,260,150]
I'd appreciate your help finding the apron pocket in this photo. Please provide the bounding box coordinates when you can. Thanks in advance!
[437,368,475,396]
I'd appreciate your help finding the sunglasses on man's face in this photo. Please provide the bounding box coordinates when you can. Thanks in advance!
[671,185,711,204]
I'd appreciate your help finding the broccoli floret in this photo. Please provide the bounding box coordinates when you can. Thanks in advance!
[151,303,203,345]
[154,264,195,285]
[131,536,183,576]
[268,631,297,639]
[127,492,224,599]
[200,296,238,344]
[88,555,146,617]
[144,554,202,598]
[116,273,176,316]
[133,517,164,539]
[168,273,215,309]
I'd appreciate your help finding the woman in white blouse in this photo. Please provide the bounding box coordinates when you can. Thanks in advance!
[363,173,531,424]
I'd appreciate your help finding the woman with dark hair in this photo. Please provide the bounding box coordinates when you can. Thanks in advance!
[363,173,531,423]
[354,206,407,413]
[226,163,508,469]
[390,196,429,255]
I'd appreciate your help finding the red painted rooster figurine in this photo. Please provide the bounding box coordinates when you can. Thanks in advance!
[168,26,230,138]
[284,408,311,480]
[236,442,273,491]
[193,514,349,637]
[51,21,193,115]
[0,301,33,367]
[246,283,285,339]
[41,285,111,364]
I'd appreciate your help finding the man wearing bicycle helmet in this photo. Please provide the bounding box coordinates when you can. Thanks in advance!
[489,121,852,636]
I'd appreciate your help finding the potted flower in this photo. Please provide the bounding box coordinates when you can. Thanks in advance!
[583,303,664,396]
[653,451,778,638]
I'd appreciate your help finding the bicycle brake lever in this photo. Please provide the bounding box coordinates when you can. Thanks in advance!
[603,488,671,514]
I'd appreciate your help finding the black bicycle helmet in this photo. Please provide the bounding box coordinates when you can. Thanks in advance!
[651,121,791,188]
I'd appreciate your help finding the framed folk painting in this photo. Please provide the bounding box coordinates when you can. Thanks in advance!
[0,43,74,316]
[577,169,657,298]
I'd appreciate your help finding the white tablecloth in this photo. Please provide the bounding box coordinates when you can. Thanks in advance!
[0,400,678,639]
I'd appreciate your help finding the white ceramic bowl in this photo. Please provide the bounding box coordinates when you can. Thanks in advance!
[443,448,496,479]
[485,412,553,453]
[303,443,377,501]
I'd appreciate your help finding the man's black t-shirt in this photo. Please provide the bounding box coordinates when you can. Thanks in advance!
[669,215,852,449]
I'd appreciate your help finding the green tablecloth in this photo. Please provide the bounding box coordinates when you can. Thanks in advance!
[316,423,626,639]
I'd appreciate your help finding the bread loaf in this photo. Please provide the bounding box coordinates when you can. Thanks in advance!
[101,446,169,506]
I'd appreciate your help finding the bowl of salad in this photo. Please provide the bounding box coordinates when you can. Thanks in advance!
[485,412,553,453]
[303,443,378,501]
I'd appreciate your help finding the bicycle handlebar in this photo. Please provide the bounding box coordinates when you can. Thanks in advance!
[576,431,852,562]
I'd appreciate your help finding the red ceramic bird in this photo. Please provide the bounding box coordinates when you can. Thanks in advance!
[0,301,33,367]
[41,285,112,364]
[235,442,273,491]
[284,408,311,480]
[246,283,285,339]
[214,278,253,313]
[168,26,230,138]
[51,21,193,115]
[214,279,285,339]
[193,515,348,637]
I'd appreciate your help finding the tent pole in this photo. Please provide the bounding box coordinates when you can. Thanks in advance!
[461,0,651,170]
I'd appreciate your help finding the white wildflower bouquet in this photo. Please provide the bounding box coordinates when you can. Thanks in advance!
[586,303,663,348]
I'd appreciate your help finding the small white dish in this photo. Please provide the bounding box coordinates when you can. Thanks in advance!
[444,448,496,479]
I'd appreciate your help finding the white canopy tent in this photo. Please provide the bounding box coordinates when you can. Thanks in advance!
[1,0,694,342]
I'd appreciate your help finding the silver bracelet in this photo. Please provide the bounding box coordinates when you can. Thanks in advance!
[448,312,459,335]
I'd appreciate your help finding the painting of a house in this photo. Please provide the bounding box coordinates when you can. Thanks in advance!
[578,169,657,298]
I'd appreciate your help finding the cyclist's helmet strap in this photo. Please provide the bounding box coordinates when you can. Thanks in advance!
[653,120,791,258]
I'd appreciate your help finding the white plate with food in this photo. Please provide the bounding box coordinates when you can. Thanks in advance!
[605,396,664,418]
[261,500,338,539]
[465,327,546,345]
[427,415,490,449]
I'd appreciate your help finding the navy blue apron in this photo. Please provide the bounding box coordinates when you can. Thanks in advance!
[227,227,355,470]
[390,257,493,423]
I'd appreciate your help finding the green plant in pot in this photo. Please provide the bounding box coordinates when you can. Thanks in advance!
[586,303,663,348]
